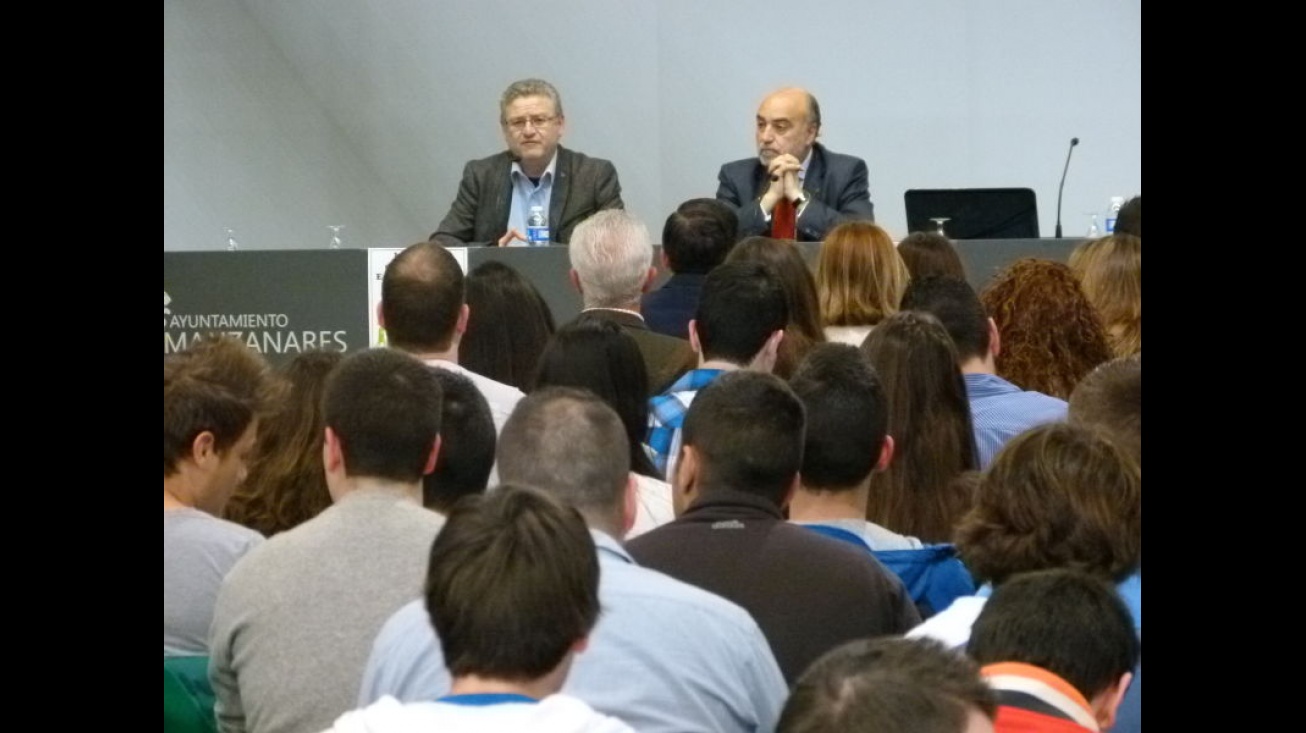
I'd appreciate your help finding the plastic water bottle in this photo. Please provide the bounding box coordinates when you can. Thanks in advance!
[526,206,550,246]
[1086,214,1100,238]
[1104,196,1125,234]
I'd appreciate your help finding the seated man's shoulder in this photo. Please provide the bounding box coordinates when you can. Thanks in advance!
[609,561,767,639]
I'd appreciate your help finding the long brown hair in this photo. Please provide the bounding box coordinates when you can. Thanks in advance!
[1069,235,1141,358]
[727,237,826,378]
[817,221,911,327]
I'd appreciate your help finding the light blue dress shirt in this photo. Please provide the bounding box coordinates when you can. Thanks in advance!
[964,372,1068,469]
[507,154,557,241]
[358,530,788,733]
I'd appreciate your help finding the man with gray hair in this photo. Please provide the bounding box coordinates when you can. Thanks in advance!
[568,209,694,392]
[431,78,624,247]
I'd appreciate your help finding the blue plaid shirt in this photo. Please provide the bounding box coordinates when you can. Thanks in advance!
[645,368,726,479]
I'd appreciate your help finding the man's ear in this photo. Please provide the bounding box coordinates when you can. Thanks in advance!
[987,317,1001,359]
[455,303,470,338]
[1094,671,1134,731]
[376,301,387,331]
[568,269,583,295]
[422,435,443,476]
[688,319,702,356]
[875,435,895,472]
[192,430,218,469]
[323,426,344,474]
[753,328,785,371]
[672,445,699,516]
[659,250,671,270]
[641,266,657,294]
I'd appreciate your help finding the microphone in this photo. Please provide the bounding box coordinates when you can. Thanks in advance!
[1054,137,1079,239]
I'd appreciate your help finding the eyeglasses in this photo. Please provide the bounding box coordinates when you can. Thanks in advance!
[504,115,558,133]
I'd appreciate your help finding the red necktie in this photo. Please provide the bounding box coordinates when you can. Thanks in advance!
[771,197,797,240]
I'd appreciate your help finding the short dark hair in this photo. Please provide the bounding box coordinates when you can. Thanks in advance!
[381,242,466,353]
[323,349,443,482]
[694,260,789,365]
[1114,195,1141,237]
[789,343,887,490]
[969,568,1139,701]
[423,368,496,512]
[532,315,657,478]
[425,485,599,681]
[683,371,805,507]
[956,422,1141,585]
[779,637,996,733]
[164,335,273,476]
[661,198,738,274]
[897,231,967,282]
[900,275,991,362]
[1068,355,1141,468]
[496,387,630,525]
[460,260,556,391]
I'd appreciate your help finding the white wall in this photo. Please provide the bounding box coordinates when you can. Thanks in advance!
[164,0,1140,250]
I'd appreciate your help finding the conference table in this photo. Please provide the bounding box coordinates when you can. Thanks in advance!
[163,238,1084,365]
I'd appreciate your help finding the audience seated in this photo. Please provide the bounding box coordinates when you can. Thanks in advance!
[569,209,695,393]
[725,236,827,378]
[778,637,997,733]
[643,198,739,340]
[645,260,788,480]
[979,258,1112,400]
[1113,195,1140,237]
[969,569,1139,733]
[209,348,446,733]
[359,388,788,733]
[859,311,980,544]
[787,343,975,617]
[422,368,496,513]
[901,275,1067,469]
[814,221,910,346]
[164,334,273,657]
[534,315,673,537]
[628,371,920,683]
[326,485,634,733]
[225,349,342,537]
[1069,234,1142,358]
[459,260,556,392]
[897,230,968,282]
[1068,355,1141,468]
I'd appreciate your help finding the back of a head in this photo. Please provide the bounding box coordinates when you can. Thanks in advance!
[496,387,631,527]
[1068,234,1141,359]
[860,311,979,543]
[1114,195,1141,237]
[789,343,887,491]
[900,275,990,363]
[323,349,443,483]
[164,335,274,477]
[1068,355,1141,468]
[662,198,739,274]
[532,315,656,477]
[979,258,1112,400]
[381,242,466,353]
[425,485,599,682]
[816,221,910,327]
[956,422,1141,586]
[682,371,805,507]
[969,568,1139,703]
[569,209,653,309]
[897,231,968,282]
[461,260,556,390]
[779,637,996,733]
[226,349,342,535]
[695,260,790,365]
[423,368,496,513]
[728,236,825,344]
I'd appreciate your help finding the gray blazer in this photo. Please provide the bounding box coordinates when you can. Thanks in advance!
[715,142,875,242]
[431,146,623,246]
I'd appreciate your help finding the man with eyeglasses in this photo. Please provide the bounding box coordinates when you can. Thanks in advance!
[431,78,624,247]
[716,87,875,242]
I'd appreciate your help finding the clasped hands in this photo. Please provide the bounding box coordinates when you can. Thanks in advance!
[759,154,806,215]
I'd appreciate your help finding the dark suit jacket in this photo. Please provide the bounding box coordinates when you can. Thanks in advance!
[579,308,694,394]
[715,142,875,242]
[432,146,623,246]
[641,273,706,341]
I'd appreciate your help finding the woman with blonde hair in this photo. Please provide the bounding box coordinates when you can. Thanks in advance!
[815,221,911,346]
[1069,233,1141,358]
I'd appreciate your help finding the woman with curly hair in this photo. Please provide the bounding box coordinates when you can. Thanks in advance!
[1069,234,1141,358]
[860,311,979,544]
[815,221,911,347]
[726,236,827,378]
[979,258,1112,400]
[224,350,343,537]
